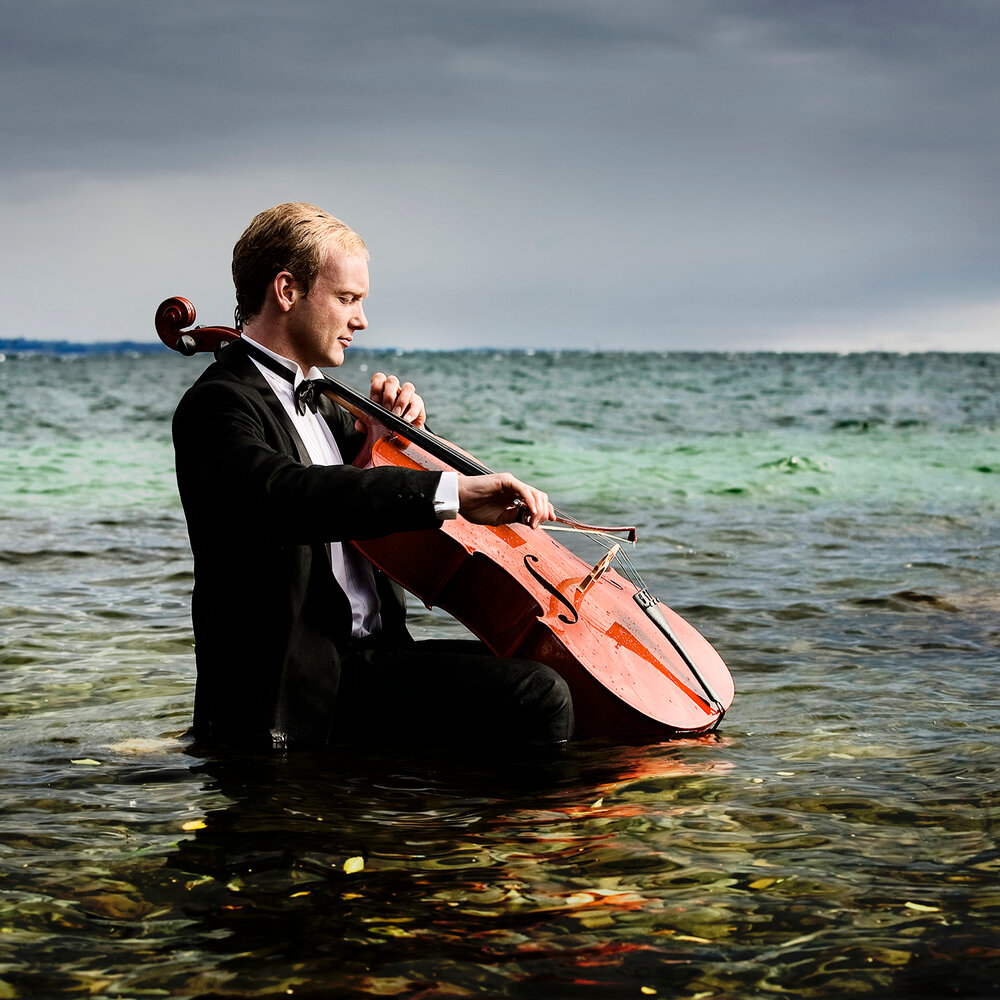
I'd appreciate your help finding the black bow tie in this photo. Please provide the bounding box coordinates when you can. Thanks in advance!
[294,379,320,415]
[242,339,321,415]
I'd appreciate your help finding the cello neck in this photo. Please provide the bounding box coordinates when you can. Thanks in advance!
[310,375,492,477]
[153,295,634,536]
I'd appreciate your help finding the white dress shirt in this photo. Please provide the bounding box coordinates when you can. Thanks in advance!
[243,334,458,637]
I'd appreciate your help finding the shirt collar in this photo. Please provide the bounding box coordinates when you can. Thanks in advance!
[241,333,324,386]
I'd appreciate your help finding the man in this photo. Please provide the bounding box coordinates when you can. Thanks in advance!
[172,202,574,749]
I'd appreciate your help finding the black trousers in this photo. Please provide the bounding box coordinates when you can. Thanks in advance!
[334,639,575,745]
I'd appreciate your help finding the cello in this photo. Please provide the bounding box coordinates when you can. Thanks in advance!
[156,296,735,738]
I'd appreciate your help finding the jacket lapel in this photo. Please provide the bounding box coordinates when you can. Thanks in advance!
[216,341,343,575]
[217,340,314,467]
[317,392,368,465]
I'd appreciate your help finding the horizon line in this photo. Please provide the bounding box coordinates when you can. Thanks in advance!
[1,339,997,358]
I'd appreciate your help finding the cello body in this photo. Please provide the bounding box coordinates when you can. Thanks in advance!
[353,432,733,738]
[157,297,735,738]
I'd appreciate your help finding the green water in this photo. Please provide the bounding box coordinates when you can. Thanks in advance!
[1,349,998,997]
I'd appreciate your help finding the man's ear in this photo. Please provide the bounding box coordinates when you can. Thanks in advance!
[272,271,299,313]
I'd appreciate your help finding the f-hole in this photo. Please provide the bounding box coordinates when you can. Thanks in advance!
[523,554,579,625]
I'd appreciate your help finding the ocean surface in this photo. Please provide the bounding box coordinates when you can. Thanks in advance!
[1,347,998,999]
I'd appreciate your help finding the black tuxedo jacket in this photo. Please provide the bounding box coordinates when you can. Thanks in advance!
[172,340,443,747]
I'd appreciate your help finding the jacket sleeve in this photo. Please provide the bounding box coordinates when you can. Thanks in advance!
[172,377,443,544]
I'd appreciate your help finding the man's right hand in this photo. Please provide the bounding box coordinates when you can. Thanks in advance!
[457,473,555,529]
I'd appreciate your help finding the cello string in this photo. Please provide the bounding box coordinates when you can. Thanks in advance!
[318,381,640,542]
[320,378,651,587]
[548,507,647,591]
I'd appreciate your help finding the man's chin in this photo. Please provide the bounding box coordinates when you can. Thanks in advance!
[328,342,352,367]
[317,351,345,369]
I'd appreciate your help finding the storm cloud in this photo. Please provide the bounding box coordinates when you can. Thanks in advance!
[3,0,997,349]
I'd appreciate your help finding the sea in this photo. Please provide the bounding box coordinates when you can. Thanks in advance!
[0,345,998,999]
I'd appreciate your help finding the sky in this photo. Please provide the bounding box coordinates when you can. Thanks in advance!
[2,0,997,351]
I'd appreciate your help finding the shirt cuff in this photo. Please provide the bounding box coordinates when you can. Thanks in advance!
[433,471,460,520]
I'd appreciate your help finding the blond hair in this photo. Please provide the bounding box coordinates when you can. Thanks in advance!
[232,202,369,325]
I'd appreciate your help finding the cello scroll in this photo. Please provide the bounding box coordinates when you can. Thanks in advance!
[155,296,240,356]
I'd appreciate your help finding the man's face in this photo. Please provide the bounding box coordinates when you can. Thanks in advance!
[287,250,369,369]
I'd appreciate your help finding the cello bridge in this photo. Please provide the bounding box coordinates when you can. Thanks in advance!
[576,544,621,600]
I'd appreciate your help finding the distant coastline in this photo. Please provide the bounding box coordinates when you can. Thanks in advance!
[0,339,166,355]
[0,339,995,357]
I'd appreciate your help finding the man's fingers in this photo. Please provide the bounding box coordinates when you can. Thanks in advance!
[457,473,555,528]
[369,371,400,406]
[508,481,553,529]
[369,371,387,401]
[369,374,425,425]
[392,382,417,416]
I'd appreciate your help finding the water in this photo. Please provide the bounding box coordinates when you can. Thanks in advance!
[1,348,998,998]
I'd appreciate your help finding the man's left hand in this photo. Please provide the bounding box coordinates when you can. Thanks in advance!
[368,372,427,428]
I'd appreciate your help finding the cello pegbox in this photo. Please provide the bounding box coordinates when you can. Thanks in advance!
[155,296,241,356]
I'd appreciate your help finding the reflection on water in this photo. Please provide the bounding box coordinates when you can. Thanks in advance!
[3,715,1000,998]
[1,351,999,997]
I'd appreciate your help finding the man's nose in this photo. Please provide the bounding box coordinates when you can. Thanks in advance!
[350,304,368,330]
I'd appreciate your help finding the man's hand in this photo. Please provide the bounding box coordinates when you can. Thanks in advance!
[458,473,555,529]
[369,372,426,428]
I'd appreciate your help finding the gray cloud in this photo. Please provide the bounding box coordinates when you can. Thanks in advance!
[2,0,998,349]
